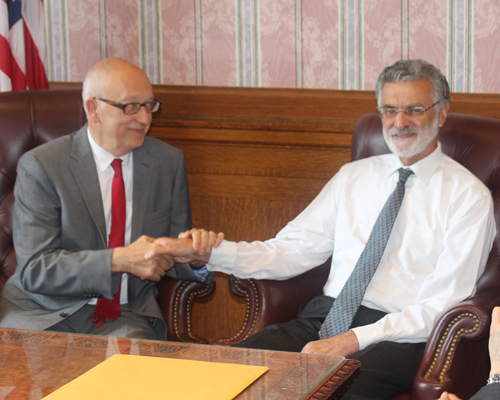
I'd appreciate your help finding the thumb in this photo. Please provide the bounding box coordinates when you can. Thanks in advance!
[178,230,192,239]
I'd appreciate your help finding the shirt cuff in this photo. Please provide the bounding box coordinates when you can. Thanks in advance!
[189,265,212,284]
[206,240,238,271]
[351,324,385,351]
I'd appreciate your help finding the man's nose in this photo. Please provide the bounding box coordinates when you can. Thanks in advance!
[394,110,410,129]
[134,105,151,123]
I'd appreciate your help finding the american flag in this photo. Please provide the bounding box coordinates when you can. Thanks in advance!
[0,0,48,92]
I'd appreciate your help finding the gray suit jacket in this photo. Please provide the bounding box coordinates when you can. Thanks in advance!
[470,382,500,400]
[0,126,211,339]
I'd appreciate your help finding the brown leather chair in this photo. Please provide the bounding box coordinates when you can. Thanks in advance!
[0,88,213,344]
[217,113,500,400]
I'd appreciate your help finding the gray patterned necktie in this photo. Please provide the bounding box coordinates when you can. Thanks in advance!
[318,168,414,339]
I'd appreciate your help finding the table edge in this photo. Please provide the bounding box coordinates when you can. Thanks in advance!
[301,358,361,400]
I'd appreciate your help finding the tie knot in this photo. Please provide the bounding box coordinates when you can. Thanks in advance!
[397,168,414,184]
[111,159,123,175]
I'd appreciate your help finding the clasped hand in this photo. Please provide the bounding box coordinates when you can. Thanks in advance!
[145,228,224,265]
[111,230,223,282]
[111,235,174,282]
[301,330,360,357]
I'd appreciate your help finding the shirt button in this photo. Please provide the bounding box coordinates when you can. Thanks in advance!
[59,312,69,318]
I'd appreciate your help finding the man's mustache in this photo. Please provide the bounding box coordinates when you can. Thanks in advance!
[388,127,419,137]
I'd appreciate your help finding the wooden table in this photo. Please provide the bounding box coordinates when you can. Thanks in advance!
[0,328,360,399]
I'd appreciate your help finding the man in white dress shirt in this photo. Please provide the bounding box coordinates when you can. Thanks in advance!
[150,59,496,399]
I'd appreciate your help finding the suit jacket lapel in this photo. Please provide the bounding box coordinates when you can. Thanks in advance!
[69,125,108,247]
[131,144,153,241]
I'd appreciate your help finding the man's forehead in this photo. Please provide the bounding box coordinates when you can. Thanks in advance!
[101,72,153,102]
[118,92,154,102]
[380,79,436,105]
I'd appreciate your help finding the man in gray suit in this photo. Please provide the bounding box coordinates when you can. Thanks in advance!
[0,58,212,340]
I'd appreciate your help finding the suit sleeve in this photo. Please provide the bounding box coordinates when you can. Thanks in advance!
[166,151,191,238]
[470,383,500,400]
[163,150,213,284]
[13,153,116,300]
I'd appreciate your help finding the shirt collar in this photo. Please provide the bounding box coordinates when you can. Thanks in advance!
[387,142,443,185]
[87,128,131,172]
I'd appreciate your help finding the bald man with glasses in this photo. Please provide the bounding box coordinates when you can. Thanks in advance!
[0,58,212,340]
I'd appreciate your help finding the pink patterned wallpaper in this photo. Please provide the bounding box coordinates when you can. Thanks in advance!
[45,0,500,93]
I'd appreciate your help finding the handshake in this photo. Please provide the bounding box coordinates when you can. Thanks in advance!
[147,228,224,265]
[111,229,224,282]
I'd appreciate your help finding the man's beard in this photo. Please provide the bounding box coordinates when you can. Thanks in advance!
[383,116,439,158]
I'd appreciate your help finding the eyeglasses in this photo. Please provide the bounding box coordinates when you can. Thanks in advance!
[93,97,161,115]
[378,100,440,120]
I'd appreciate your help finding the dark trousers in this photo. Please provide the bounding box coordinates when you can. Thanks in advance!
[47,304,158,340]
[234,295,426,400]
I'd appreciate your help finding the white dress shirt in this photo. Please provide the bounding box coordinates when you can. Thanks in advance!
[207,144,496,350]
[87,130,133,305]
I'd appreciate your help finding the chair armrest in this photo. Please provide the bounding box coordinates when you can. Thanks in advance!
[411,288,500,400]
[156,276,215,344]
[212,259,330,345]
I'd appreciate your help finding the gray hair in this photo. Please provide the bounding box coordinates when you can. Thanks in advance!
[375,59,450,108]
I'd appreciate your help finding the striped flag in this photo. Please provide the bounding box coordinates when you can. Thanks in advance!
[0,0,48,92]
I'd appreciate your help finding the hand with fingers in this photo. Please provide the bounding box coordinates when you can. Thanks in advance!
[144,229,224,265]
[179,228,224,257]
[301,330,359,357]
[111,235,176,282]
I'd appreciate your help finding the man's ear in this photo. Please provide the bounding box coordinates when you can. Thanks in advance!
[85,98,100,124]
[438,101,450,128]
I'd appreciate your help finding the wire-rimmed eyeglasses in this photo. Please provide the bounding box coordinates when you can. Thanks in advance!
[378,100,440,120]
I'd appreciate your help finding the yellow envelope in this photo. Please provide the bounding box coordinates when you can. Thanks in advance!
[43,354,269,400]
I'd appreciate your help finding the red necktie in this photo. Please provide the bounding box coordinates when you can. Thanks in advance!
[93,159,126,328]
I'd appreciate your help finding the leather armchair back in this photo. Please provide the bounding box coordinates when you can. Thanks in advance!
[0,89,87,291]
